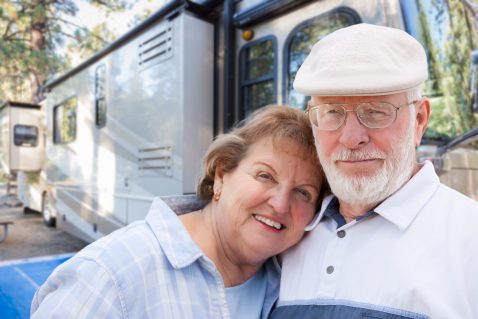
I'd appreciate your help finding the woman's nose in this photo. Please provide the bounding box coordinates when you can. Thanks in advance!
[268,188,291,214]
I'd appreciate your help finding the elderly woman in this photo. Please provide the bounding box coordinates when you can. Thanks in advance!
[30,105,326,319]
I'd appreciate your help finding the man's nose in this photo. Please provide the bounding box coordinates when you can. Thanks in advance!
[338,111,370,149]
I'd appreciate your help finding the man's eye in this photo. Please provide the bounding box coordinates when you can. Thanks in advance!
[325,108,342,115]
[368,109,387,114]
[361,107,389,118]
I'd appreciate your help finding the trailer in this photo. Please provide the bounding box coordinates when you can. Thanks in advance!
[0,101,43,175]
[0,101,45,211]
[32,0,478,242]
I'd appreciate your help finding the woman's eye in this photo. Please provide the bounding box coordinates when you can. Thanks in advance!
[295,188,312,201]
[257,172,274,182]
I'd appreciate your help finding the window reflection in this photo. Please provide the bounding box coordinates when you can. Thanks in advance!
[53,97,77,144]
[95,64,107,128]
[403,0,478,140]
[246,40,274,80]
[244,81,274,115]
[240,37,276,117]
[14,125,38,147]
[286,10,360,109]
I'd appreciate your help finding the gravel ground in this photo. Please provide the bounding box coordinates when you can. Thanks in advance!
[0,190,87,262]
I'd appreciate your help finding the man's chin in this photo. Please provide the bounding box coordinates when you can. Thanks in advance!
[330,169,380,183]
[337,172,377,180]
[326,171,388,203]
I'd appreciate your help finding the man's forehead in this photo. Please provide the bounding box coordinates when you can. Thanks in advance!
[311,93,407,103]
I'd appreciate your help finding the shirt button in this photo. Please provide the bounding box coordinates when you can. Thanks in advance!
[326,266,334,274]
[337,230,346,238]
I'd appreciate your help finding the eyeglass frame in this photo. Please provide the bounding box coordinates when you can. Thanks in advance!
[306,100,420,131]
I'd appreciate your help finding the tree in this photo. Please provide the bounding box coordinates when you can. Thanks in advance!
[0,0,130,103]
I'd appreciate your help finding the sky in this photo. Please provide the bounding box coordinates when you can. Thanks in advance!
[74,1,166,34]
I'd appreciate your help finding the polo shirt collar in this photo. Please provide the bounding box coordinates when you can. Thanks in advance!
[305,161,440,231]
[146,198,204,269]
[305,195,333,231]
[375,161,440,230]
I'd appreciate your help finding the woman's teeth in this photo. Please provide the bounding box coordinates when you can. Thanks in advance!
[253,215,284,230]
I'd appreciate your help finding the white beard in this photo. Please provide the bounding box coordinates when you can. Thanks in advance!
[316,120,417,206]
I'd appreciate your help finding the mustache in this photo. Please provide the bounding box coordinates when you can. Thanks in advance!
[332,149,387,161]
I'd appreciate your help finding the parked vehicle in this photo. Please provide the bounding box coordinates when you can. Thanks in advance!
[0,101,43,174]
[18,0,477,242]
[0,101,46,212]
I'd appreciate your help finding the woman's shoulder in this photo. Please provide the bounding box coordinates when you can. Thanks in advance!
[78,220,158,261]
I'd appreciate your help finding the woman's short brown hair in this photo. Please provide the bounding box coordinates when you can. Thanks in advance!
[197,105,326,203]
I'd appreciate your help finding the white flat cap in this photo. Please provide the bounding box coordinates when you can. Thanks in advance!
[294,23,428,96]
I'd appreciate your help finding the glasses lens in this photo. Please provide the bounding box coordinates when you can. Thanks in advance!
[356,102,396,128]
[309,104,345,130]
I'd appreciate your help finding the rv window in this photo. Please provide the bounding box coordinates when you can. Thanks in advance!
[284,8,361,109]
[401,0,478,140]
[95,64,107,128]
[14,125,38,147]
[53,97,77,144]
[239,36,277,117]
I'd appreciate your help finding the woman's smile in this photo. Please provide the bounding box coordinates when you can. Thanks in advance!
[253,214,285,231]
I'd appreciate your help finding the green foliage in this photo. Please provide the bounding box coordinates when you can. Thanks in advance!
[58,97,77,143]
[67,22,117,60]
[442,0,478,134]
[0,0,130,103]
[417,0,478,140]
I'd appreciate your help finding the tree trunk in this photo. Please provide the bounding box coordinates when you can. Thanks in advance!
[29,2,48,103]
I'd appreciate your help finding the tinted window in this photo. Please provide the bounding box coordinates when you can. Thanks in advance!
[95,64,107,128]
[14,125,38,147]
[240,37,276,117]
[402,0,478,140]
[285,9,361,109]
[53,97,77,144]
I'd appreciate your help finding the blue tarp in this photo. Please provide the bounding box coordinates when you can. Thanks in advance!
[0,254,73,319]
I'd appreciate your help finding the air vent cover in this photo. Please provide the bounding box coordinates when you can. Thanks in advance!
[138,21,173,70]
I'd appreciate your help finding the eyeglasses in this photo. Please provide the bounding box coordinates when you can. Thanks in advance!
[307,100,417,131]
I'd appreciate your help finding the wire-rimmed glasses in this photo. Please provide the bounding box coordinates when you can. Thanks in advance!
[307,101,417,131]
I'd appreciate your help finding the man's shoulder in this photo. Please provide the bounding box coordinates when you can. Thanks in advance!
[435,182,478,212]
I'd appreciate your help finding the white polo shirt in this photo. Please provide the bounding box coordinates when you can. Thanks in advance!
[272,161,478,319]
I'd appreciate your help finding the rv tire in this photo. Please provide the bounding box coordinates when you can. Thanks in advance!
[42,193,56,228]
[23,207,39,215]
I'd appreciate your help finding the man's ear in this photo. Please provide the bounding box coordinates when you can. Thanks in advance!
[414,98,431,147]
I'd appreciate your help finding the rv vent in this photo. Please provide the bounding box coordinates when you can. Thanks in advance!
[138,145,173,176]
[138,21,173,70]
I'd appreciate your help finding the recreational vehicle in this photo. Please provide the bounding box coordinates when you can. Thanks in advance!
[0,101,45,207]
[0,101,43,173]
[29,0,478,242]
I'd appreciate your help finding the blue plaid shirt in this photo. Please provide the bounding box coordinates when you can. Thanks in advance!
[31,198,280,318]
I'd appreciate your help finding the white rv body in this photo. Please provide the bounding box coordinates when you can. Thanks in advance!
[44,13,213,242]
[39,0,478,242]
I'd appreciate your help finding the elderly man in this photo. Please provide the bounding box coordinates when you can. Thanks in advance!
[271,24,478,319]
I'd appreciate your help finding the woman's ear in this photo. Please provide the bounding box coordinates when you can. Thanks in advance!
[414,98,431,147]
[213,162,225,193]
